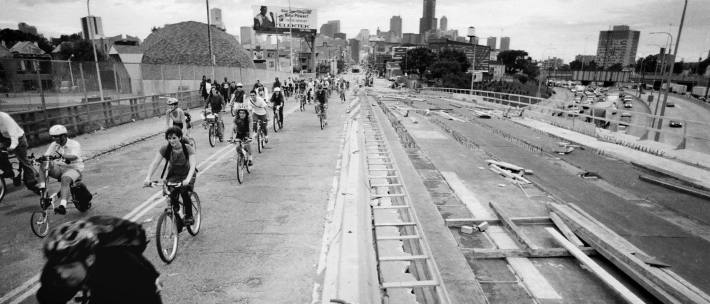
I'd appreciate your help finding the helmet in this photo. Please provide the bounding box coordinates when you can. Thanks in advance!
[166,97,179,105]
[273,87,281,92]
[236,83,243,87]
[43,220,99,265]
[49,125,68,136]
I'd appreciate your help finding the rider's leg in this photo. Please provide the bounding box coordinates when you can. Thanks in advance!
[179,187,194,221]
[278,106,284,125]
[0,148,12,179]
[261,117,268,137]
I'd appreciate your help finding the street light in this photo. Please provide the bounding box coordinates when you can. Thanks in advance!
[537,47,556,98]
[68,54,75,88]
[87,0,104,101]
[651,0,687,142]
[648,31,674,136]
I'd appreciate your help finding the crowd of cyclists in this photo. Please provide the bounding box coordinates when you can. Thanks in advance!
[0,71,357,303]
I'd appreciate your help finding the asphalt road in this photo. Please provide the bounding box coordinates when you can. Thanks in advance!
[408,96,710,295]
[642,91,710,153]
[0,92,352,304]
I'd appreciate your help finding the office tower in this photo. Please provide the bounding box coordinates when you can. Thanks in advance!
[81,16,104,40]
[500,37,510,50]
[440,16,447,31]
[240,26,255,45]
[487,37,496,49]
[596,25,640,68]
[390,16,402,39]
[419,0,437,35]
[210,8,225,31]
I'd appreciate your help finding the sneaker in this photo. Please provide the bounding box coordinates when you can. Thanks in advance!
[184,217,195,226]
[54,205,66,215]
[247,160,253,166]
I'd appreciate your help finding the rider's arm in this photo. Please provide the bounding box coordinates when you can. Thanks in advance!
[62,140,80,162]
[44,142,58,157]
[143,151,164,186]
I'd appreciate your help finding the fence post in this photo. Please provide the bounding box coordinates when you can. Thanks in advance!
[35,60,49,131]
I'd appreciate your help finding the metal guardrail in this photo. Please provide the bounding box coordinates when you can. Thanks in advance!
[421,87,710,153]
[9,90,201,147]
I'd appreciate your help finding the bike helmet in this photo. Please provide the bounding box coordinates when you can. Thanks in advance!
[273,87,281,92]
[49,124,68,136]
[236,83,243,87]
[43,220,99,265]
[167,97,179,105]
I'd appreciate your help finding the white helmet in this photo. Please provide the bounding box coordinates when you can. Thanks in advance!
[49,124,68,136]
[236,83,243,87]
[273,87,281,92]
[166,97,179,105]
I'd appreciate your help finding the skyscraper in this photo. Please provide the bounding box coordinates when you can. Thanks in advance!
[500,37,510,51]
[328,20,341,34]
[320,20,341,37]
[210,8,225,31]
[240,26,255,45]
[487,37,497,49]
[419,0,437,36]
[357,29,370,45]
[390,16,402,39]
[596,25,640,68]
[440,16,447,32]
[81,16,104,40]
[349,39,360,63]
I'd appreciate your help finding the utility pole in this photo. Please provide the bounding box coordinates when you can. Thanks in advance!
[655,0,687,141]
[206,0,215,80]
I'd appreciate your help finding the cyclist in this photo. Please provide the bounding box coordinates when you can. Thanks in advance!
[338,81,346,103]
[165,98,190,137]
[37,216,162,304]
[0,111,38,193]
[205,87,225,142]
[273,77,281,90]
[316,85,328,125]
[143,126,196,226]
[230,108,253,166]
[270,87,285,128]
[248,90,269,142]
[38,125,85,215]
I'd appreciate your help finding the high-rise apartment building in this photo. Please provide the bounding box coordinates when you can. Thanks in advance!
[419,0,437,36]
[390,16,402,39]
[596,25,640,68]
[349,39,360,63]
[240,26,255,45]
[487,37,497,50]
[81,16,104,40]
[328,20,340,34]
[357,29,370,45]
[500,37,510,51]
[440,16,447,32]
[210,8,225,31]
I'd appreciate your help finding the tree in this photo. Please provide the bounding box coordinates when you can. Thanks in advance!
[606,63,623,71]
[569,60,583,70]
[401,47,435,76]
[428,49,471,88]
[698,58,710,76]
[673,60,685,74]
[0,28,52,53]
[497,50,529,74]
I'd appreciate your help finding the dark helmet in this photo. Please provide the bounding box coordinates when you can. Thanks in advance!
[43,220,99,265]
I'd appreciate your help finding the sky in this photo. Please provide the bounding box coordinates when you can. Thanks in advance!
[1,0,709,63]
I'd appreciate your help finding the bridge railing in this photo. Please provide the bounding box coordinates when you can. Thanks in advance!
[9,90,201,147]
[421,87,710,165]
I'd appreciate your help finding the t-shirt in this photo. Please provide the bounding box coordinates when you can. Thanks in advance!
[0,111,24,149]
[167,108,185,125]
[45,138,84,171]
[159,143,195,179]
[249,96,268,116]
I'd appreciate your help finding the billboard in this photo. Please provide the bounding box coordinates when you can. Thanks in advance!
[392,46,414,60]
[252,5,317,35]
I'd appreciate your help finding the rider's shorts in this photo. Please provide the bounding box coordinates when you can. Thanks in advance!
[48,163,81,182]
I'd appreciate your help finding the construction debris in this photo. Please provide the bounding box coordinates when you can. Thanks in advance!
[486,160,533,184]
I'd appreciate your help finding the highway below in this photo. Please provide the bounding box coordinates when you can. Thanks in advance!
[641,90,710,153]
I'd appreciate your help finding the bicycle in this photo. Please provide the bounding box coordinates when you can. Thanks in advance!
[272,105,283,133]
[317,103,328,130]
[339,90,346,103]
[147,181,201,264]
[202,109,220,147]
[255,117,267,154]
[227,138,251,184]
[0,150,24,203]
[30,155,92,238]
[299,94,306,112]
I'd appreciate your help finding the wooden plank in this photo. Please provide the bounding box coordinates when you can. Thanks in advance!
[462,247,597,259]
[489,202,538,250]
[550,212,585,247]
[639,174,710,200]
[374,222,417,227]
[550,203,710,304]
[509,216,553,225]
[379,255,429,261]
[546,227,646,304]
[382,280,438,289]
[445,218,501,227]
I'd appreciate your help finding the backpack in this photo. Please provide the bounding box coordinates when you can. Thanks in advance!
[184,112,192,127]
[159,139,196,178]
[87,215,149,254]
[70,181,93,211]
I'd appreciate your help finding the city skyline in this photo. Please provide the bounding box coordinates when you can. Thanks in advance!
[1,0,709,62]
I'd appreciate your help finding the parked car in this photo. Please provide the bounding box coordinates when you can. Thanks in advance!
[669,120,683,128]
[624,103,633,108]
[666,102,675,107]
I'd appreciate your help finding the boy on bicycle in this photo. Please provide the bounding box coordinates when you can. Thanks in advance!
[248,90,269,142]
[143,126,196,226]
[316,85,328,125]
[231,109,253,166]
[270,87,285,127]
[39,125,85,215]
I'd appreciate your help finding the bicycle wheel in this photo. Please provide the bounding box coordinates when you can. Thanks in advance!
[0,178,5,204]
[208,125,216,147]
[236,152,244,184]
[273,112,279,133]
[156,210,178,263]
[187,192,201,236]
[244,151,251,174]
[257,131,263,153]
[30,210,50,237]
